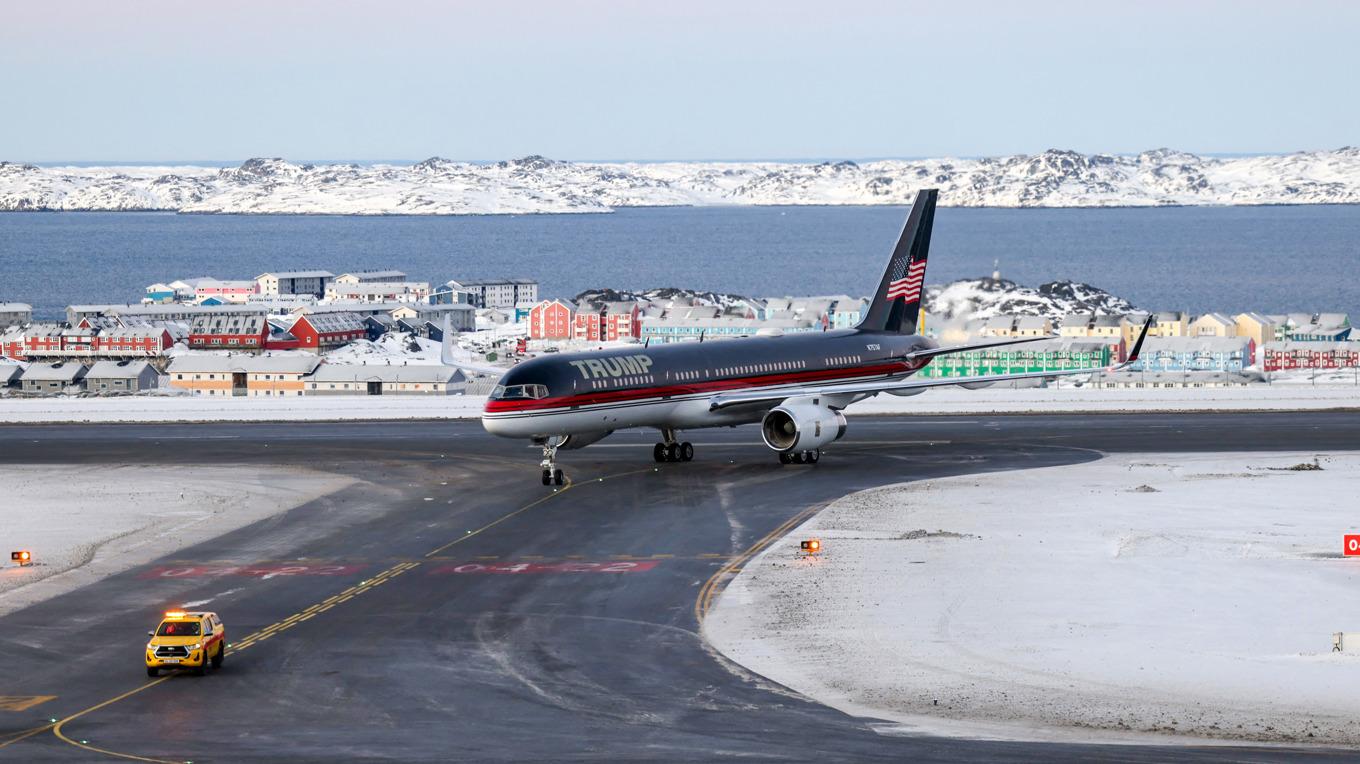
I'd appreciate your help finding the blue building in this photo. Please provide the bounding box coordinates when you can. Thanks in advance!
[1126,336,1255,372]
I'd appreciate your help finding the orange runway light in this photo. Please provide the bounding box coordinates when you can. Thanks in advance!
[11,550,32,566]
[800,539,821,554]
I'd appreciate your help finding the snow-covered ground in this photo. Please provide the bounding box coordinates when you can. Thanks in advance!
[0,384,1355,423]
[0,465,354,617]
[4,147,1359,214]
[705,452,1360,746]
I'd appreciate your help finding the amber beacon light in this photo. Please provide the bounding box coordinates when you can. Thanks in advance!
[11,550,33,566]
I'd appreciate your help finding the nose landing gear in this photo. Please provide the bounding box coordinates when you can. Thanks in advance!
[540,441,565,486]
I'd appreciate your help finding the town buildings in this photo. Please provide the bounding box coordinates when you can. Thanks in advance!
[334,270,408,285]
[19,362,88,393]
[1262,341,1360,371]
[0,303,32,328]
[324,281,432,304]
[84,360,160,393]
[306,364,465,395]
[1127,337,1255,372]
[256,270,335,298]
[452,279,539,309]
[166,354,322,397]
[528,299,574,340]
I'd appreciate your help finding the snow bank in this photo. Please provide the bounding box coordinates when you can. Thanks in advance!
[0,465,355,616]
[706,452,1360,746]
[0,384,1355,424]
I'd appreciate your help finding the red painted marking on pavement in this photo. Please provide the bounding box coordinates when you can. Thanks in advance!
[140,564,365,579]
[429,561,659,575]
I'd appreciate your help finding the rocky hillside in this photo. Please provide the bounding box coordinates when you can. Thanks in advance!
[575,279,1133,323]
[3,147,1358,214]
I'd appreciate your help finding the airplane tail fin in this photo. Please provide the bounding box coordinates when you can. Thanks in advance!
[857,188,937,335]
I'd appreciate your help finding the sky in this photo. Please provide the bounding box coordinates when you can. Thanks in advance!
[2,0,1357,163]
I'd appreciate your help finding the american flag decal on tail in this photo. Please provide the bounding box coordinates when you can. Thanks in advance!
[857,188,936,334]
[885,260,927,303]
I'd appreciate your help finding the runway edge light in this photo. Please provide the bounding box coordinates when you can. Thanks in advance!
[11,550,32,566]
[800,539,821,554]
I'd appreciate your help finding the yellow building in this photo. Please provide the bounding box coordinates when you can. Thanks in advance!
[1234,312,1278,347]
[1189,312,1237,337]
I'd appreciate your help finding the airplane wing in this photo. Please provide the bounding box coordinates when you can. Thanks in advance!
[709,317,1152,411]
[439,315,509,377]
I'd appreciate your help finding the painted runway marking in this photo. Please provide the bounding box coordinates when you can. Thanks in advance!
[430,561,658,575]
[0,695,56,712]
[140,563,365,579]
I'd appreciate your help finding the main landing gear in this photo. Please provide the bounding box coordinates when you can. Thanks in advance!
[539,440,565,486]
[653,429,694,463]
[778,448,821,465]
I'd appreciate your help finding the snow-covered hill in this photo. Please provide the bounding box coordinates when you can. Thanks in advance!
[3,147,1359,214]
[924,278,1136,321]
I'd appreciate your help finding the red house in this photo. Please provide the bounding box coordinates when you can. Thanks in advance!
[604,302,642,341]
[1263,341,1360,371]
[189,314,269,350]
[529,300,573,340]
[572,307,603,341]
[289,313,366,352]
[98,326,173,357]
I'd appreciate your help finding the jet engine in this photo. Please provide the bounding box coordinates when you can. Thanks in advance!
[760,401,847,453]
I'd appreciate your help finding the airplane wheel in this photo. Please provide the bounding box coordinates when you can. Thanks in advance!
[792,452,806,464]
[553,468,565,486]
[807,449,820,464]
[778,452,792,465]
[665,443,680,462]
[680,442,694,462]
[653,443,666,463]
[541,469,552,485]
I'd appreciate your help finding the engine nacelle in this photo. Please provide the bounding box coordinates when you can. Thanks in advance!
[760,401,848,453]
[558,431,613,450]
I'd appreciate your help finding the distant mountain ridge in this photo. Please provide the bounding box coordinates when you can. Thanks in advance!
[3,147,1358,214]
[574,278,1134,323]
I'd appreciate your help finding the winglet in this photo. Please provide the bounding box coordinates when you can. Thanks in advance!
[1125,316,1153,365]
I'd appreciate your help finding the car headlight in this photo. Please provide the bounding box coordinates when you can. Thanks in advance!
[189,643,202,651]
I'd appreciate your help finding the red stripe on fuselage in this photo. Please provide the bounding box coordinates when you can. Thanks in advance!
[483,359,920,414]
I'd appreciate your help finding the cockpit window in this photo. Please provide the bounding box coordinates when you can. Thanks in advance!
[491,384,549,400]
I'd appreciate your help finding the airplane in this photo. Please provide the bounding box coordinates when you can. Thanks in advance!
[443,189,1152,486]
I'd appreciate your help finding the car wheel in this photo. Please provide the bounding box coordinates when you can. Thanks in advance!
[147,666,158,678]
[212,644,224,669]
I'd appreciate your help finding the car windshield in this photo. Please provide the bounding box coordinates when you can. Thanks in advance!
[156,621,201,637]
[490,384,549,400]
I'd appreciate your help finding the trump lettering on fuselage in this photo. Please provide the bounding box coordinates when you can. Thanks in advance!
[569,355,654,379]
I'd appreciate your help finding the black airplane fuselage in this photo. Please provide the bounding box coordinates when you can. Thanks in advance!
[481,328,935,439]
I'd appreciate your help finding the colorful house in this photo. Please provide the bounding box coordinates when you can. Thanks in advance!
[1127,336,1254,372]
[529,300,574,340]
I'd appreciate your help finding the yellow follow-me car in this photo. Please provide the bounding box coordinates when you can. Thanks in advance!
[146,611,226,677]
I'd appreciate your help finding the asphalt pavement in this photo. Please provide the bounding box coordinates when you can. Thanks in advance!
[1,413,1358,762]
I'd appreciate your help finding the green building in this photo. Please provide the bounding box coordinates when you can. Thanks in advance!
[919,340,1115,378]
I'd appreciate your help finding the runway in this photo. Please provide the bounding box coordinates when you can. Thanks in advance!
[1,413,1357,762]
